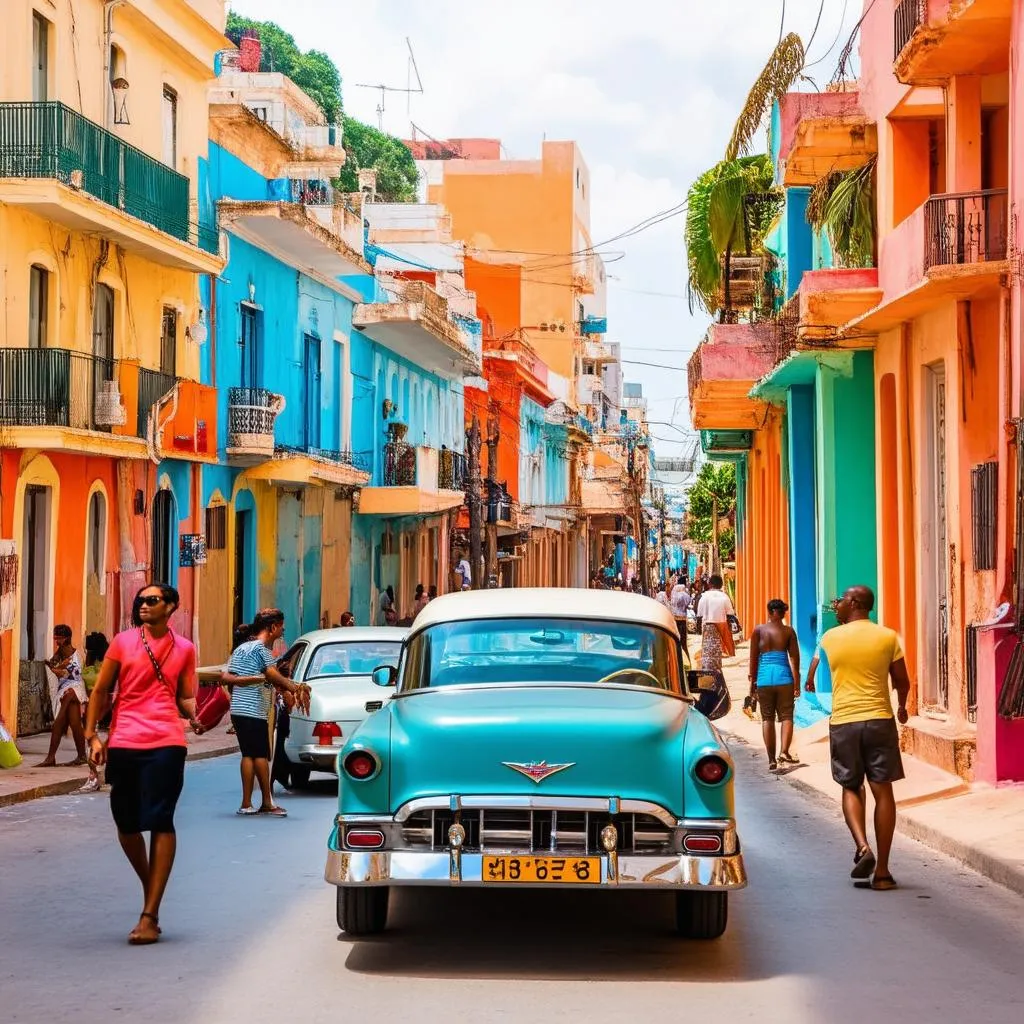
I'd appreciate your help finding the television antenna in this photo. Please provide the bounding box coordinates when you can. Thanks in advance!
[354,37,424,131]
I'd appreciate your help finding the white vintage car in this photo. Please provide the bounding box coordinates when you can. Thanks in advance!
[276,627,406,787]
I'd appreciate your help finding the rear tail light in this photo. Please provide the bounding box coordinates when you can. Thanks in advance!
[312,721,342,745]
[345,829,385,849]
[683,833,723,854]
[343,750,380,780]
[694,755,729,785]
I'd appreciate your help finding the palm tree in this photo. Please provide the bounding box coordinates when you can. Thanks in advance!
[806,156,877,268]
[685,155,781,321]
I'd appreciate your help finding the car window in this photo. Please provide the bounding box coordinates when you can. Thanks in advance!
[400,618,681,694]
[275,642,307,680]
[305,641,402,680]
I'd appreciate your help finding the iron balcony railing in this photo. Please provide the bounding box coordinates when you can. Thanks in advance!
[288,179,335,206]
[228,386,280,441]
[0,347,121,431]
[384,440,416,486]
[136,368,177,439]
[924,188,1009,270]
[0,101,218,253]
[439,447,468,491]
[894,0,923,60]
[274,443,368,470]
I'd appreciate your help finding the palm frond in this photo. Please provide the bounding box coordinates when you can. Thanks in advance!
[806,156,877,267]
[725,32,806,162]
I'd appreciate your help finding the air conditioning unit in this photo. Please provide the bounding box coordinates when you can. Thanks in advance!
[93,380,127,426]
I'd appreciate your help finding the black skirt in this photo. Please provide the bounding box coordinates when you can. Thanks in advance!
[106,745,187,835]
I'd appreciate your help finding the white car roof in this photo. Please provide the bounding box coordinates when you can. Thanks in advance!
[295,627,408,646]
[410,588,679,636]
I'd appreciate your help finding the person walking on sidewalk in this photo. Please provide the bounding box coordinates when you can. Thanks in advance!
[222,609,309,817]
[83,583,203,945]
[748,599,800,771]
[695,574,736,671]
[670,576,692,657]
[818,585,910,892]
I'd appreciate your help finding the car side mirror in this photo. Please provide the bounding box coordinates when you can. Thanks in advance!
[371,664,397,688]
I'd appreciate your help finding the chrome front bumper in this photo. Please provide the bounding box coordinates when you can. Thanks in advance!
[324,848,747,890]
[291,744,340,771]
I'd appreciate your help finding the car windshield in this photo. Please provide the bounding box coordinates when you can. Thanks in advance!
[305,642,401,680]
[400,617,682,693]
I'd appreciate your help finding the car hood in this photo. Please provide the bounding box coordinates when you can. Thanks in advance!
[386,684,689,816]
[294,676,384,723]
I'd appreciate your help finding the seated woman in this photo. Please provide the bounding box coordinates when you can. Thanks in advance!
[36,624,88,767]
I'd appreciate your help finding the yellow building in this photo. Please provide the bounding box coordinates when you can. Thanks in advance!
[0,1,227,734]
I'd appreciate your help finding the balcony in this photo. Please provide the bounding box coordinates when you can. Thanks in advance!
[776,92,877,188]
[844,189,1009,335]
[487,483,515,527]
[226,387,285,465]
[358,442,466,516]
[218,198,369,287]
[353,281,482,376]
[243,442,368,487]
[439,447,468,491]
[687,324,776,430]
[894,0,1011,84]
[137,372,217,461]
[0,103,221,273]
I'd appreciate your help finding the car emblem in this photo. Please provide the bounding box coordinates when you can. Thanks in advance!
[502,760,575,783]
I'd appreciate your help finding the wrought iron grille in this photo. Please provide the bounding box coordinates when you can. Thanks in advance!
[971,461,998,571]
[384,441,416,486]
[136,367,177,438]
[894,0,923,60]
[228,386,278,439]
[924,189,1009,270]
[439,447,468,490]
[965,624,978,724]
[0,101,218,251]
[0,347,119,430]
[274,444,368,470]
[179,534,207,567]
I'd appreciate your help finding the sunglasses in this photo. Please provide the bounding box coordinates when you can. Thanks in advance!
[138,595,165,607]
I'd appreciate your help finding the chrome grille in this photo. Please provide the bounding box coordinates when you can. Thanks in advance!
[401,809,676,854]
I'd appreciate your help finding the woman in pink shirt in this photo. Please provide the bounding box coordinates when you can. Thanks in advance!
[84,583,202,946]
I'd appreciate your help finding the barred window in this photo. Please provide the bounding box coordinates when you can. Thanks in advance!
[205,505,227,550]
[970,461,997,570]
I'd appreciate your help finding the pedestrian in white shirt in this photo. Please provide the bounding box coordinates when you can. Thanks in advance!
[696,574,736,671]
[670,578,692,655]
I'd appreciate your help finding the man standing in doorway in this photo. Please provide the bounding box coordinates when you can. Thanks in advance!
[818,585,910,891]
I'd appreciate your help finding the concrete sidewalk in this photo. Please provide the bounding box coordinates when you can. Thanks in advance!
[719,643,1024,896]
[0,721,238,807]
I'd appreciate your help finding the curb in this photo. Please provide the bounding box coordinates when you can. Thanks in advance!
[0,741,238,809]
[723,725,1024,897]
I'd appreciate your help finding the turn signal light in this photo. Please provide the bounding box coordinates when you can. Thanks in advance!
[694,755,729,785]
[683,834,723,854]
[345,829,385,849]
[313,721,342,744]
[343,750,379,780]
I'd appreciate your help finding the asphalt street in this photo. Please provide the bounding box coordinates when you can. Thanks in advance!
[2,739,1023,1024]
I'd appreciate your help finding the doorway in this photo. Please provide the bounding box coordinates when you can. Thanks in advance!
[922,362,949,710]
[20,485,51,662]
[303,334,321,450]
[233,509,252,631]
[152,489,175,584]
[92,284,115,431]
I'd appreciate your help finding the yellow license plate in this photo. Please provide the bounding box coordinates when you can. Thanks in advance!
[481,855,601,884]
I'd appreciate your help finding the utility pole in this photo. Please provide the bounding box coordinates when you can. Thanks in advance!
[485,408,500,584]
[626,433,650,595]
[711,494,721,575]
[466,416,483,589]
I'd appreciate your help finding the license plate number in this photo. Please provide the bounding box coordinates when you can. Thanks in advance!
[481,855,601,884]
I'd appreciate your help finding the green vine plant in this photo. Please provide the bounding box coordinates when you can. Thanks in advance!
[805,156,878,269]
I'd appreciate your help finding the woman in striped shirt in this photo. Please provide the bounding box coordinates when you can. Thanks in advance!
[222,609,307,817]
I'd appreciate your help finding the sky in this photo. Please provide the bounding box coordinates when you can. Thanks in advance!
[226,0,863,462]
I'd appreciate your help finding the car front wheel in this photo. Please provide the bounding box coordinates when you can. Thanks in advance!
[336,886,389,936]
[675,891,728,940]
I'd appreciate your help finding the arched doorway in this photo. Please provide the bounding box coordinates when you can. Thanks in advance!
[152,489,176,584]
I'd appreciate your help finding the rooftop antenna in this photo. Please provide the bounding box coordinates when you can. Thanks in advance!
[354,37,424,131]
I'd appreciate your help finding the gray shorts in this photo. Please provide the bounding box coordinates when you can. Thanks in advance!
[829,718,905,790]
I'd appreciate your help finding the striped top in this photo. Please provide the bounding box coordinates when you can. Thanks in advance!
[228,639,276,720]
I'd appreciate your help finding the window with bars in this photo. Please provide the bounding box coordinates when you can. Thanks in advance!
[205,505,227,550]
[971,461,998,570]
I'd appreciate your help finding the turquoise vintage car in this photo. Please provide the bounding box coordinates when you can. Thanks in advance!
[325,588,746,940]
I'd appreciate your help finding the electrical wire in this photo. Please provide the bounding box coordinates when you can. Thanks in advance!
[803,0,851,70]
[805,0,827,52]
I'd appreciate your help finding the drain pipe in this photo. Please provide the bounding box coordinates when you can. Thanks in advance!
[147,385,180,465]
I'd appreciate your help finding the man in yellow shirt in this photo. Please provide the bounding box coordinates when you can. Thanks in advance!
[816,585,910,891]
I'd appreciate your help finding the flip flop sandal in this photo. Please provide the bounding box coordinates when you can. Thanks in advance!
[870,874,898,891]
[236,806,260,816]
[128,913,160,946]
[259,804,288,817]
[778,753,799,765]
[851,846,877,879]
[768,760,778,772]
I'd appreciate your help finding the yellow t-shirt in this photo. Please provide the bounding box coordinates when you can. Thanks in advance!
[819,619,904,726]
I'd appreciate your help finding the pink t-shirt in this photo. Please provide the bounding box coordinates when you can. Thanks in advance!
[107,627,197,749]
